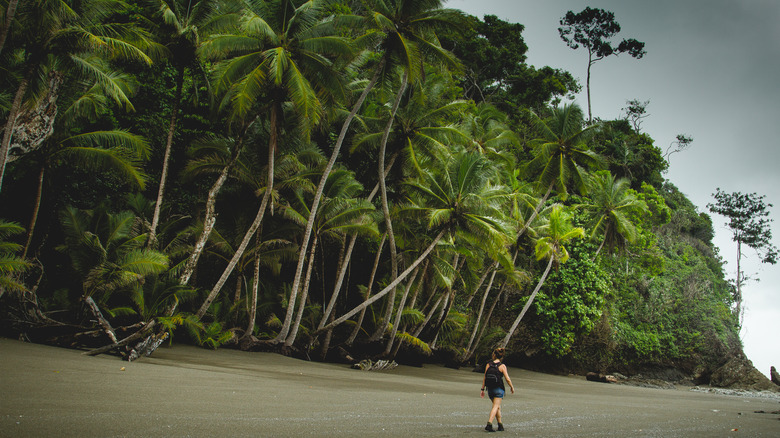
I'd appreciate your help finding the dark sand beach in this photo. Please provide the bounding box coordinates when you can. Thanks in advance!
[1,338,778,437]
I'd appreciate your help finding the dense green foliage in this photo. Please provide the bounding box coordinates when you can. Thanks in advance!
[0,0,742,378]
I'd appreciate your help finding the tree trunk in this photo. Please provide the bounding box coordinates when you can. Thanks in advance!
[178,123,249,287]
[22,164,45,258]
[0,0,19,55]
[586,52,593,124]
[194,184,272,320]
[463,288,504,363]
[383,265,419,357]
[465,263,493,307]
[462,267,498,358]
[275,59,385,342]
[424,253,459,343]
[84,296,118,344]
[241,231,262,341]
[346,233,386,345]
[500,256,554,348]
[315,229,445,335]
[735,239,743,325]
[319,233,356,329]
[285,235,318,347]
[516,182,554,240]
[413,293,445,338]
[148,66,184,248]
[0,71,30,192]
[370,71,409,342]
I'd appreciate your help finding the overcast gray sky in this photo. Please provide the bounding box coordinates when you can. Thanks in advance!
[448,0,780,378]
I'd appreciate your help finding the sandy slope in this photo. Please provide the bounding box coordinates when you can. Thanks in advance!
[1,338,778,437]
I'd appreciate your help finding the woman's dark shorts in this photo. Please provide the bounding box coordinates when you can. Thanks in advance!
[487,387,505,400]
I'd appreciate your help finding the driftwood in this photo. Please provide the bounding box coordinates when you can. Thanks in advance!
[586,372,618,383]
[83,296,118,344]
[352,359,398,371]
[84,320,157,357]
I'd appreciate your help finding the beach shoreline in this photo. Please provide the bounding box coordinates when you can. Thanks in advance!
[1,338,778,437]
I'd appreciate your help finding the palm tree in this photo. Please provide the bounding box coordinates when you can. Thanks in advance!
[144,0,239,247]
[277,0,464,343]
[197,0,352,324]
[0,0,155,192]
[282,168,379,347]
[17,66,150,258]
[500,204,584,348]
[579,171,648,257]
[316,151,513,335]
[58,205,169,343]
[519,103,602,238]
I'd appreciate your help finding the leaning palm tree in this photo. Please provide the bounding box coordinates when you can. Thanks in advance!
[519,103,602,238]
[578,171,648,257]
[0,0,156,192]
[282,168,379,347]
[196,0,352,324]
[316,151,514,335]
[17,65,150,258]
[278,0,465,344]
[144,0,240,247]
[500,204,584,348]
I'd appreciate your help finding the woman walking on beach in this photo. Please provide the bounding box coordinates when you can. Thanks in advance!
[481,347,515,432]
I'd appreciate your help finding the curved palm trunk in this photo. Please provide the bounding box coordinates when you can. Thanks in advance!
[461,267,498,358]
[423,253,460,343]
[370,72,408,342]
[500,256,554,348]
[148,66,185,248]
[275,59,385,342]
[22,164,45,258]
[285,235,318,347]
[592,222,610,260]
[318,233,357,329]
[178,127,247,287]
[383,265,419,357]
[346,233,386,345]
[465,261,494,307]
[315,229,446,335]
[517,182,554,240]
[241,231,262,341]
[194,104,278,319]
[412,293,444,338]
[194,184,272,320]
[0,72,30,193]
[463,288,504,363]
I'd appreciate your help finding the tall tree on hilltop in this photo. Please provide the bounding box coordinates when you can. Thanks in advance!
[707,189,778,324]
[558,7,645,123]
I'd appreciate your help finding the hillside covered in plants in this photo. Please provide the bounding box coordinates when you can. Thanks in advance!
[0,0,755,385]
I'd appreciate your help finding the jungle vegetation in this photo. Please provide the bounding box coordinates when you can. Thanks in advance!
[0,0,744,378]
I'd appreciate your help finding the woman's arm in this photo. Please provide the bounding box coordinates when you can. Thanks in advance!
[500,364,515,393]
[481,363,489,389]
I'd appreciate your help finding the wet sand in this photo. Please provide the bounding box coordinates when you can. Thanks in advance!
[1,338,778,437]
